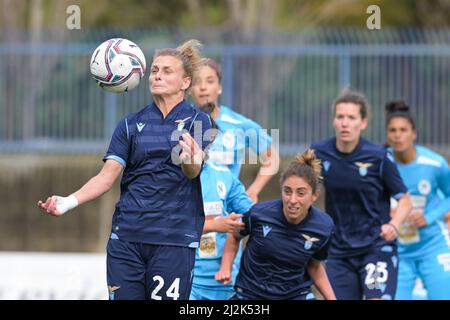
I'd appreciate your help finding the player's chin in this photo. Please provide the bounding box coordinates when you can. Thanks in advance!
[286,211,302,222]
[150,87,168,95]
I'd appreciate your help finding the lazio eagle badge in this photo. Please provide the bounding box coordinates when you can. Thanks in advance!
[355,162,373,176]
[175,117,192,131]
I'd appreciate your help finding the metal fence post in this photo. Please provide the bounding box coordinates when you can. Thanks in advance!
[339,53,351,90]
[104,92,117,140]
[221,51,234,108]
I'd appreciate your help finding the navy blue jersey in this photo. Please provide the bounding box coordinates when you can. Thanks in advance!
[235,199,334,300]
[311,138,408,257]
[103,99,212,248]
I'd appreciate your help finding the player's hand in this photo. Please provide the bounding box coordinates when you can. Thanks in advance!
[379,223,399,242]
[406,208,427,228]
[37,194,78,216]
[179,133,204,165]
[214,213,245,233]
[215,269,232,285]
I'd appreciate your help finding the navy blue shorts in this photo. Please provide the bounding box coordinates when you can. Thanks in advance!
[106,237,196,300]
[326,244,399,300]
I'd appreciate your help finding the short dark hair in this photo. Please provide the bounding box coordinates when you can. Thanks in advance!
[333,90,370,119]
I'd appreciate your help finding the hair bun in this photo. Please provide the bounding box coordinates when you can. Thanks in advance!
[385,100,410,113]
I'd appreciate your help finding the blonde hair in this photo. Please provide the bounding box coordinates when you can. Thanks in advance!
[153,39,203,89]
[280,149,322,193]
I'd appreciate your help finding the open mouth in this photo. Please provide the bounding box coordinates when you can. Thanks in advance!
[287,206,299,213]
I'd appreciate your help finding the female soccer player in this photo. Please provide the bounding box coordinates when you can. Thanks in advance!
[385,100,450,300]
[190,58,279,203]
[190,158,253,300]
[37,40,213,300]
[215,149,336,300]
[188,115,253,300]
[311,90,412,300]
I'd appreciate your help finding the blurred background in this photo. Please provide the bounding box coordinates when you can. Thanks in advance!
[0,0,449,299]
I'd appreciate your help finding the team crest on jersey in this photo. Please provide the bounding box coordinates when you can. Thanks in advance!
[222,131,236,149]
[302,234,320,250]
[175,117,191,131]
[418,179,431,195]
[108,285,120,300]
[216,181,227,199]
[323,161,331,172]
[355,162,373,176]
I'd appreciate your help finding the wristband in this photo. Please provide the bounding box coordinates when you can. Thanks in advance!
[56,194,78,215]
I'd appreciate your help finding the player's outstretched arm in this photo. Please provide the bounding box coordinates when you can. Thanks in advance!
[37,159,123,216]
[307,259,336,300]
[215,232,241,285]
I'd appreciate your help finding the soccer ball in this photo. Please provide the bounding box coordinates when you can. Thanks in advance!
[90,38,146,93]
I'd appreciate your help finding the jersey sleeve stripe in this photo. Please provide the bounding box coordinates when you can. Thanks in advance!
[105,155,126,167]
[392,192,405,200]
[125,118,129,140]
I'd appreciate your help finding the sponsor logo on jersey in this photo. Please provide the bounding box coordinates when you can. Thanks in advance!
[262,225,272,237]
[136,122,146,132]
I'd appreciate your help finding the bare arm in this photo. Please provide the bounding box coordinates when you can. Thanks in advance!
[203,213,244,234]
[246,146,280,203]
[37,159,123,216]
[307,259,336,300]
[381,193,412,241]
[215,232,241,285]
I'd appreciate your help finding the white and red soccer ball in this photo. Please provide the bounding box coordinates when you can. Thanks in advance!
[90,38,146,93]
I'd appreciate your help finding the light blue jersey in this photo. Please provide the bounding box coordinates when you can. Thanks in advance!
[208,105,272,177]
[391,145,450,300]
[191,161,253,299]
[392,145,450,257]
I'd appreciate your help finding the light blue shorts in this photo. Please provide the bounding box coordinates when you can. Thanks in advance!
[189,283,234,300]
[396,243,450,300]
